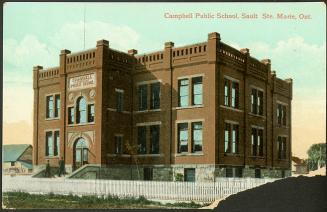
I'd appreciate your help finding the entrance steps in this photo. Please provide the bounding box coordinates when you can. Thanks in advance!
[31,167,59,178]
[66,164,101,179]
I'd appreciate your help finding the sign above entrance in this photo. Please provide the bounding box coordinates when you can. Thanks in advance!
[68,73,96,91]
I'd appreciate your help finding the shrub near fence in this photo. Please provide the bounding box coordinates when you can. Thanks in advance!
[2,175,276,202]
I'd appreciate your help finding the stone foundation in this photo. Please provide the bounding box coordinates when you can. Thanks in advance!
[34,163,291,181]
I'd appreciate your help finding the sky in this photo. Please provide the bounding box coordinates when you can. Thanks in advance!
[3,2,326,159]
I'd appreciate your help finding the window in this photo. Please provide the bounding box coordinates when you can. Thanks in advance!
[231,82,239,108]
[144,167,153,181]
[224,122,239,154]
[179,79,189,107]
[277,136,287,159]
[224,78,239,108]
[258,129,263,156]
[11,162,15,167]
[251,89,257,114]
[226,168,233,178]
[137,126,146,154]
[138,85,147,111]
[277,104,287,126]
[258,90,263,115]
[46,131,53,156]
[226,167,243,178]
[115,135,123,154]
[251,128,264,156]
[255,169,261,178]
[54,95,60,118]
[76,97,87,124]
[192,77,203,105]
[150,83,160,109]
[251,88,263,115]
[88,104,95,122]
[224,80,230,106]
[282,105,287,126]
[46,96,54,118]
[54,131,60,156]
[192,122,203,152]
[116,90,124,112]
[235,167,243,178]
[46,131,59,157]
[68,107,74,124]
[224,123,230,153]
[178,123,188,153]
[150,125,160,154]
[184,168,195,182]
[232,125,239,154]
[46,94,60,119]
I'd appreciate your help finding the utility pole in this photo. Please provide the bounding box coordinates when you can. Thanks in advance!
[83,4,86,50]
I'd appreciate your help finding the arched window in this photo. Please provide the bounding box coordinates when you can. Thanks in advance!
[76,97,87,123]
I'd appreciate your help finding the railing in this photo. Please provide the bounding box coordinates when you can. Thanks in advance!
[275,78,291,97]
[218,42,246,66]
[2,175,276,202]
[248,57,268,79]
[38,67,60,80]
[66,48,96,71]
[172,42,207,59]
[136,51,164,65]
[108,48,135,64]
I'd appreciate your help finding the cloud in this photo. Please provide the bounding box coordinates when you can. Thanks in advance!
[3,20,140,73]
[50,21,140,52]
[4,34,57,69]
[3,20,140,124]
[3,34,57,86]
[247,36,325,88]
[228,36,326,158]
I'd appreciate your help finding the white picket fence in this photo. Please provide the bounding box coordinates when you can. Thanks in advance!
[2,175,276,202]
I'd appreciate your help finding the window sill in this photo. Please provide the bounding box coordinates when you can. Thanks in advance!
[67,122,95,127]
[45,156,60,159]
[175,152,204,157]
[220,105,243,112]
[45,117,60,121]
[107,154,131,158]
[134,109,161,113]
[248,156,265,159]
[117,110,131,114]
[135,154,163,157]
[276,125,289,129]
[276,158,289,161]
[107,108,131,114]
[224,153,243,157]
[174,105,204,110]
[248,113,266,118]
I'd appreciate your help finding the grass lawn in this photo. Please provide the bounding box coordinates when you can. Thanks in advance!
[2,192,207,209]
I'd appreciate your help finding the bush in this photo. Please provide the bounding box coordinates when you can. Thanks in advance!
[175,173,184,181]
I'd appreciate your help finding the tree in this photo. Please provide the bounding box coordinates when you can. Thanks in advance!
[306,143,326,171]
[124,141,140,180]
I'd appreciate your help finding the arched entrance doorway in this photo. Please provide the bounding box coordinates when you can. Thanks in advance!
[73,137,89,170]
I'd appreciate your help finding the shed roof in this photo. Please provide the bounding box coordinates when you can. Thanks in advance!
[3,144,31,162]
